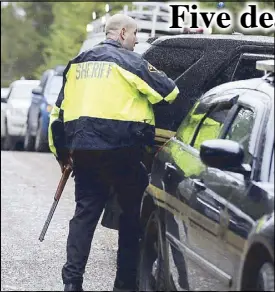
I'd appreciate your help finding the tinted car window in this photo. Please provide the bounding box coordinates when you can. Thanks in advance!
[225,107,255,164]
[192,105,230,150]
[204,58,239,92]
[232,58,265,81]
[144,47,204,80]
[45,75,63,104]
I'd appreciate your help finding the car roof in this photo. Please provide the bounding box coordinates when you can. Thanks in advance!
[152,34,274,47]
[202,77,274,103]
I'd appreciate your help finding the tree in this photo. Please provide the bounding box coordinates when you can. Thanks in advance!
[38,2,127,75]
[1,4,40,86]
[18,2,55,77]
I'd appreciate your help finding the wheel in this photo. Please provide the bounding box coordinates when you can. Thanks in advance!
[256,262,274,291]
[34,117,49,152]
[3,122,15,151]
[138,211,169,291]
[24,123,35,151]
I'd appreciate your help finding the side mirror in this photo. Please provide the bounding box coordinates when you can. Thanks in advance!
[32,87,43,95]
[200,139,251,176]
[1,97,7,103]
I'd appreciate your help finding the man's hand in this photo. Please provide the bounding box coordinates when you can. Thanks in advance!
[58,156,74,176]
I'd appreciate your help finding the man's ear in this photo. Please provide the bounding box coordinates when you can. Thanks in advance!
[120,28,126,40]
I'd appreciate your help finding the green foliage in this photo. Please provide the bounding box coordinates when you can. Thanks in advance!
[35,2,127,77]
[1,4,41,86]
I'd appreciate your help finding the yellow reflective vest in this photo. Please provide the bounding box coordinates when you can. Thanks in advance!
[48,39,179,158]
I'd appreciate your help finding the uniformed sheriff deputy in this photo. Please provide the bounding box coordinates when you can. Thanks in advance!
[48,14,179,291]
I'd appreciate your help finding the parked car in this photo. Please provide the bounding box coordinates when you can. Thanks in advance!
[2,80,40,150]
[143,35,274,155]
[24,66,65,152]
[101,36,274,233]
[1,87,10,148]
[138,60,274,291]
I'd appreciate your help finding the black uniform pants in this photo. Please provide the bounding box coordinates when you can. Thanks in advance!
[61,147,149,288]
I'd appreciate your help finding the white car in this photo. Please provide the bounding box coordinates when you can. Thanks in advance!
[2,80,39,150]
[1,87,10,147]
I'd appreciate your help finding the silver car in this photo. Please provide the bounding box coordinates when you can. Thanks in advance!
[2,80,39,150]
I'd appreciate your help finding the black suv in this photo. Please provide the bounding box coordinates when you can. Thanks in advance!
[143,34,274,150]
[139,60,274,291]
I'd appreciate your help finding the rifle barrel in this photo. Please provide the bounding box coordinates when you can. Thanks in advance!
[38,199,59,242]
[38,165,72,242]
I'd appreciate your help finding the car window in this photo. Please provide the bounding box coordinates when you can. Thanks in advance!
[9,83,38,101]
[45,75,63,104]
[225,107,255,164]
[144,47,204,80]
[232,58,265,81]
[192,105,230,150]
[176,101,208,145]
[204,58,239,92]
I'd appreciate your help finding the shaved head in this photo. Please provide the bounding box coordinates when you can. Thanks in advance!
[105,14,137,36]
[105,14,138,51]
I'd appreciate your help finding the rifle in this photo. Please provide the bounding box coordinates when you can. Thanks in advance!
[39,164,72,242]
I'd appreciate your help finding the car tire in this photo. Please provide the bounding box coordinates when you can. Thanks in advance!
[138,211,169,291]
[3,122,15,151]
[34,117,48,152]
[256,262,274,291]
[24,124,35,151]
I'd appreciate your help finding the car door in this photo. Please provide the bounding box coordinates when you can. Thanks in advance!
[200,90,270,289]
[152,93,238,291]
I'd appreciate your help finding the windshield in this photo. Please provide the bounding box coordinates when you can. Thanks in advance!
[45,75,63,104]
[9,82,39,100]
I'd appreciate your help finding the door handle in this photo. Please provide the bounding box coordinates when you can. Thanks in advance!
[164,162,177,171]
[164,162,177,180]
[192,179,206,191]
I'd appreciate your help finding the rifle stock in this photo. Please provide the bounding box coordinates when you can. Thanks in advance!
[39,165,72,242]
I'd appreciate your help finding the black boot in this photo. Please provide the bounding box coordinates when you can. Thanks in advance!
[64,283,84,291]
